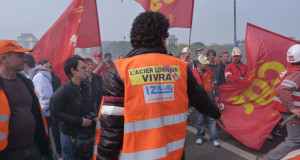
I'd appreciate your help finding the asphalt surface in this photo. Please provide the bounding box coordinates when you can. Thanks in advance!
[49,110,287,160]
[184,109,287,160]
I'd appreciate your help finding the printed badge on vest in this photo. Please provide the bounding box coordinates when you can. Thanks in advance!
[143,84,174,103]
[129,65,181,85]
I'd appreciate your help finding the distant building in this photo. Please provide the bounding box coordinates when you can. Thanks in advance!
[166,35,178,45]
[75,47,101,59]
[17,33,38,49]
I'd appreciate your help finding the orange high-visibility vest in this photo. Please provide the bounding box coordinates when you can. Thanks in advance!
[272,66,300,113]
[192,68,214,92]
[0,89,49,151]
[99,53,188,160]
[93,99,104,160]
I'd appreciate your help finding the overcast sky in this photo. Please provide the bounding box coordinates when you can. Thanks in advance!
[0,0,299,45]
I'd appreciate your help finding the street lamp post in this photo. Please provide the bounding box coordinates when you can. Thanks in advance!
[234,0,238,47]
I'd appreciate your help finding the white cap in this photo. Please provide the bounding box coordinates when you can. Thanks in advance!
[182,47,189,53]
[197,56,210,65]
[232,47,242,56]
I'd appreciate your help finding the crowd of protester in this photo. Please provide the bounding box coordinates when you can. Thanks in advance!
[0,11,294,160]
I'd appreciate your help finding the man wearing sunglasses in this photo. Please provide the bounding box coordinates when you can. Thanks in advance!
[51,55,96,160]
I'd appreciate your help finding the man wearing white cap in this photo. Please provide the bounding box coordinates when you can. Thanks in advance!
[224,48,247,83]
[192,56,220,147]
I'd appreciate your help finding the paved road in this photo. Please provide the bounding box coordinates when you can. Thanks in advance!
[184,110,286,160]
[50,110,287,160]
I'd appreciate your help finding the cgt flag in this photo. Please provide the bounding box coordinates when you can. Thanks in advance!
[219,23,300,150]
[31,0,101,83]
[135,0,194,28]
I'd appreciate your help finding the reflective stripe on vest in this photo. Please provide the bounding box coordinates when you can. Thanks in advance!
[0,89,49,151]
[0,133,7,140]
[0,89,10,151]
[114,53,189,159]
[101,105,124,116]
[93,99,104,160]
[124,112,187,133]
[119,138,185,160]
[272,66,300,113]
[0,115,9,122]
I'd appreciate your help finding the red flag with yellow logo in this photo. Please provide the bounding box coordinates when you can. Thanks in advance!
[31,0,101,83]
[219,23,300,150]
[135,0,194,28]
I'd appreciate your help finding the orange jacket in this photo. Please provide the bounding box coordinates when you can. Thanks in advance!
[225,62,248,83]
[94,53,189,160]
[192,68,214,92]
[0,89,49,151]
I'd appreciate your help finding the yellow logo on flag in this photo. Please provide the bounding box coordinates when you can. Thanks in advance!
[74,6,84,13]
[150,0,175,12]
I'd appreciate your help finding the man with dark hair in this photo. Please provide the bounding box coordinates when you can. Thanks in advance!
[22,53,36,78]
[51,56,96,160]
[206,49,221,101]
[102,52,114,76]
[195,48,204,58]
[0,40,51,159]
[218,52,230,85]
[95,11,224,160]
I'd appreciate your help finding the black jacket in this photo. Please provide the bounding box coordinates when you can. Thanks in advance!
[218,62,228,86]
[0,73,51,156]
[50,80,95,137]
[97,47,221,160]
[86,74,103,115]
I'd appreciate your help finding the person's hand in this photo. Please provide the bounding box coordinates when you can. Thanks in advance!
[82,117,92,127]
[215,97,219,101]
[217,117,226,128]
[290,108,300,118]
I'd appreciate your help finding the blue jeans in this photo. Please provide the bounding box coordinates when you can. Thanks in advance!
[60,133,75,160]
[196,111,218,141]
[267,113,300,160]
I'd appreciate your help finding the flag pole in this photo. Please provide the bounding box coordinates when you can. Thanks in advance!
[188,0,195,49]
[95,0,102,53]
[188,27,192,49]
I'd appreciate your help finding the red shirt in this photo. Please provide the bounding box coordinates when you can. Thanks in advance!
[225,62,248,83]
[93,63,115,77]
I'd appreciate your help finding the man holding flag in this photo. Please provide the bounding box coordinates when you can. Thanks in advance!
[260,44,300,160]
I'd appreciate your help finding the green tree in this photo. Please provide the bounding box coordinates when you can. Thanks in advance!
[108,41,132,59]
[166,43,177,55]
[190,42,206,59]
[175,43,188,57]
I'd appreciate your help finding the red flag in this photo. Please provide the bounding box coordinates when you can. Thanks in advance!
[219,23,300,150]
[31,0,101,83]
[135,0,194,28]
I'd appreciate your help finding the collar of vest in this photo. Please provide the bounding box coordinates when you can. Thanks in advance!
[126,47,168,58]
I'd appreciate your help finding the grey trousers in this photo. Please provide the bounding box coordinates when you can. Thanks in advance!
[266,113,300,160]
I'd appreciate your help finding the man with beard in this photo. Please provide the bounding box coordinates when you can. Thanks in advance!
[225,48,247,83]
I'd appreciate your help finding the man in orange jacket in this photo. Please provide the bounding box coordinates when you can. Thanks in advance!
[0,40,51,159]
[225,48,248,83]
[94,12,225,160]
[192,56,220,147]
